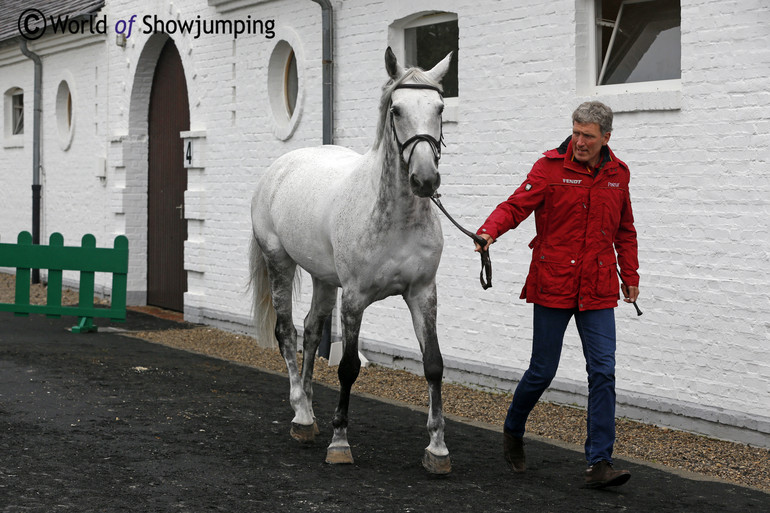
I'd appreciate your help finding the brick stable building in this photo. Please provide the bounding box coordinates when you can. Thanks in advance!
[1,0,768,447]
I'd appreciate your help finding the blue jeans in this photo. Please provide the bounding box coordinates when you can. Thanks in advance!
[504,304,617,465]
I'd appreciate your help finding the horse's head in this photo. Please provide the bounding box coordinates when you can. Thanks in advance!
[384,47,452,198]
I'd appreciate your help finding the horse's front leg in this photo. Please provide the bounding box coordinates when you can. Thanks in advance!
[405,282,451,474]
[325,292,364,465]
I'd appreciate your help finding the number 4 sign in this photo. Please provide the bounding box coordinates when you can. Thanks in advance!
[181,131,205,169]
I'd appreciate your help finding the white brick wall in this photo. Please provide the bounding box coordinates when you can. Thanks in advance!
[0,0,768,446]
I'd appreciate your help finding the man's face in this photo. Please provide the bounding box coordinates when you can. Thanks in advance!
[572,122,610,167]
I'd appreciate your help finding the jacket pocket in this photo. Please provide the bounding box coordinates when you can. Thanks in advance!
[596,255,619,298]
[536,256,578,296]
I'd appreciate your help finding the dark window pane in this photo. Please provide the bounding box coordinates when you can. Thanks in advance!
[405,19,459,97]
[12,93,24,135]
[599,0,681,85]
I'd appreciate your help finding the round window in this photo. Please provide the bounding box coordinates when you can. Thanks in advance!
[56,80,74,150]
[268,40,303,140]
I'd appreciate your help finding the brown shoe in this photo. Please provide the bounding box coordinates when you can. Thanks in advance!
[503,432,526,473]
[584,461,631,489]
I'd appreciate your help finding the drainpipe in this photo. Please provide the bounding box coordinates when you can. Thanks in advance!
[19,39,43,284]
[311,0,333,145]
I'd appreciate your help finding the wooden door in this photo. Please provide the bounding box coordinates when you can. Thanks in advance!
[147,39,189,311]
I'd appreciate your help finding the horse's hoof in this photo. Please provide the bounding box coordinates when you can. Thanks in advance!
[290,422,316,443]
[314,421,320,436]
[422,449,452,475]
[325,446,354,465]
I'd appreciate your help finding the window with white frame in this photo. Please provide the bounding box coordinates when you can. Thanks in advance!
[56,80,75,150]
[4,88,24,146]
[403,13,459,97]
[267,37,304,141]
[595,0,681,86]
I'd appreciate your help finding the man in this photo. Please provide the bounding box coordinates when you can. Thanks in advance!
[475,101,639,488]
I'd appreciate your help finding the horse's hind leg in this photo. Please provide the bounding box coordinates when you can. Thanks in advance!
[326,291,364,465]
[299,277,338,436]
[405,283,451,474]
[264,252,315,442]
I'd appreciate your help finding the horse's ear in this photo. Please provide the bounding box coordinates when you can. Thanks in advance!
[425,51,453,84]
[385,47,404,80]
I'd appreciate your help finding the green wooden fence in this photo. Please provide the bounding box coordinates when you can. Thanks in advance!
[0,231,129,333]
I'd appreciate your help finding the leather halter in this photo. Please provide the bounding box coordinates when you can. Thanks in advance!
[388,82,492,289]
[389,83,445,167]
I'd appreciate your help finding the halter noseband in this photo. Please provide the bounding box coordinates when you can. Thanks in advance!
[390,83,446,167]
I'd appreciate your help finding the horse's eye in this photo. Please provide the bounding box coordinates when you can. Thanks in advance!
[438,104,445,115]
[390,105,401,117]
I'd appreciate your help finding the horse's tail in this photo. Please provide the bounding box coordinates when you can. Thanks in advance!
[248,234,278,349]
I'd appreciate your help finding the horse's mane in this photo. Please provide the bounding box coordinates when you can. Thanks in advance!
[374,67,444,150]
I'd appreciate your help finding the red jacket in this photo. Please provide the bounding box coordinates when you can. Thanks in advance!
[478,137,639,310]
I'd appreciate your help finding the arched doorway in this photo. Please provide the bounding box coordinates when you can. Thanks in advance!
[147,39,190,311]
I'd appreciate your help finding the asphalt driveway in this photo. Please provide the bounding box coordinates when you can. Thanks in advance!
[0,311,767,512]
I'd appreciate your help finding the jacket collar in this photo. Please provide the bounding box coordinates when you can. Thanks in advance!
[546,135,626,175]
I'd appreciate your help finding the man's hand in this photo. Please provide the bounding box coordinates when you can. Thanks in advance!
[475,233,494,252]
[621,284,639,303]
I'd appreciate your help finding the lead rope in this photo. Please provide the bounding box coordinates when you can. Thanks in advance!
[430,194,492,290]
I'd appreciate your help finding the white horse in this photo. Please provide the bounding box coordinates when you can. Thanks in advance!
[249,48,452,474]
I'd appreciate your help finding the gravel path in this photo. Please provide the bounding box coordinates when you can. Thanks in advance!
[1,272,768,493]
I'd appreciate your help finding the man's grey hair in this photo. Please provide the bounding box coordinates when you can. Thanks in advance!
[572,101,613,135]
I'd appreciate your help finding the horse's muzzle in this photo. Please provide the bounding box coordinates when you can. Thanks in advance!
[410,171,441,197]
